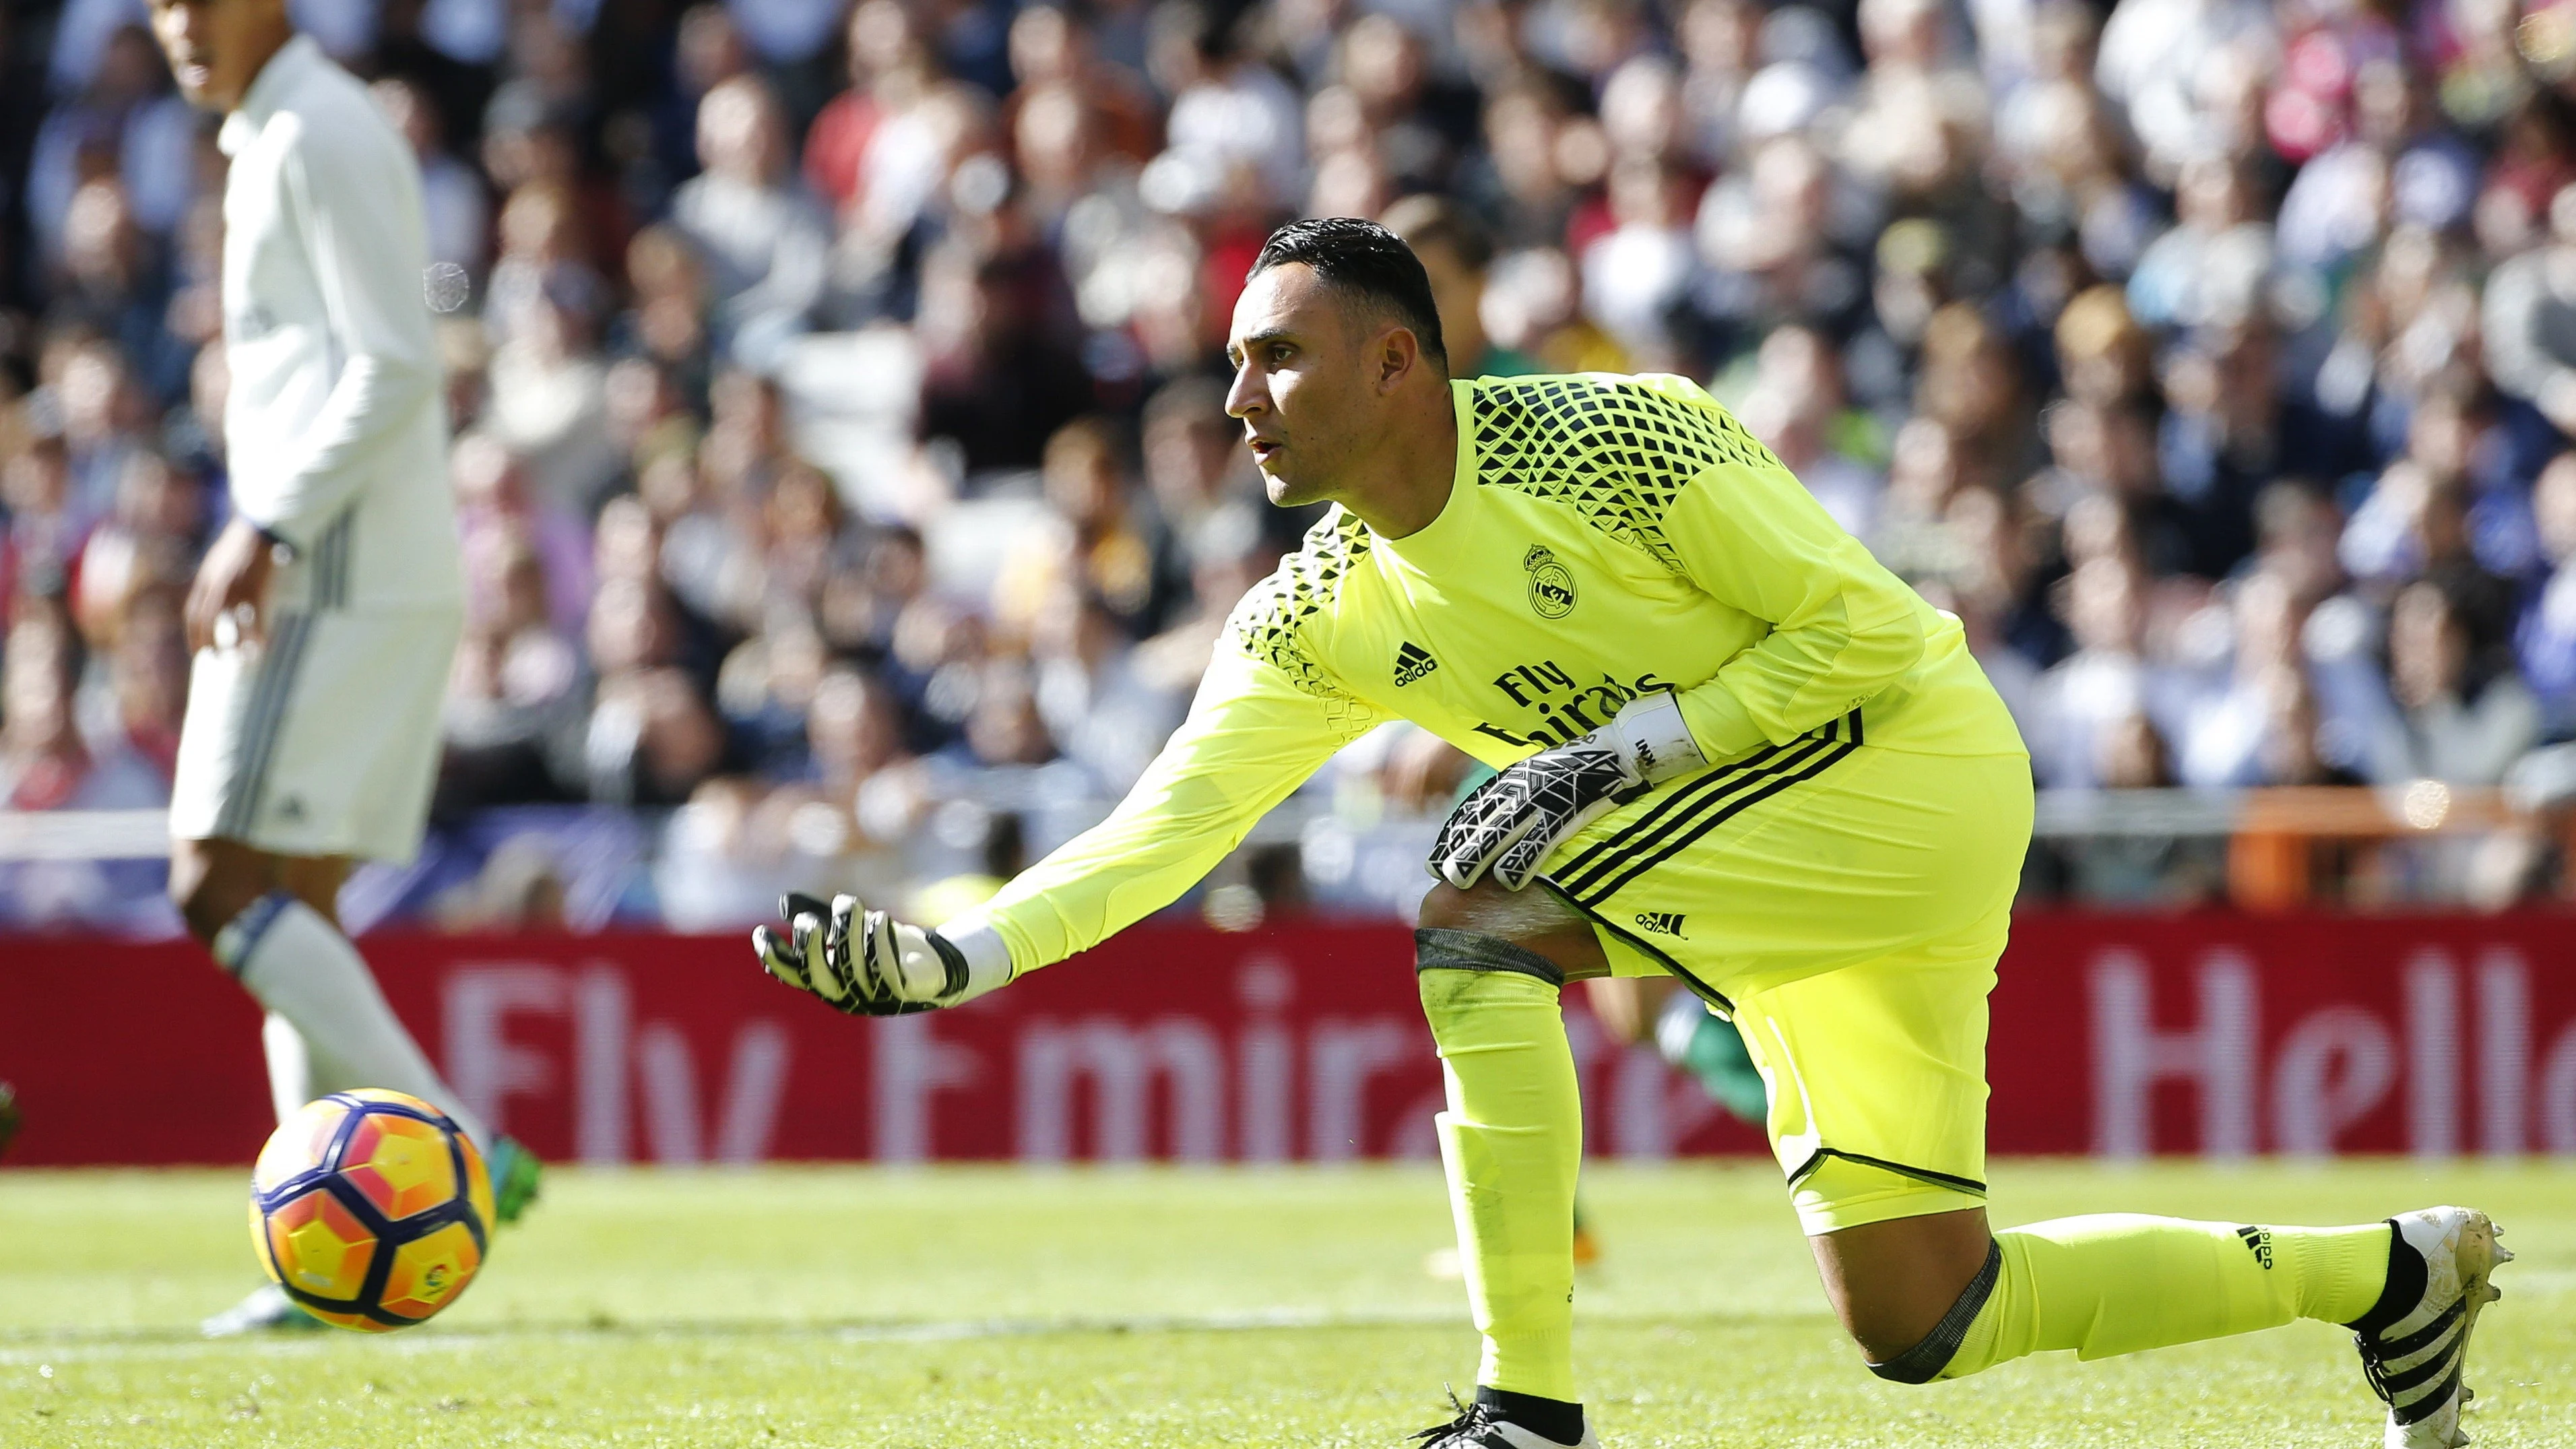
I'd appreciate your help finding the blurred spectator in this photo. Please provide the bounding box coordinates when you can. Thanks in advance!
[672,74,830,364]
[1150,2,1303,211]
[1383,195,1537,377]
[2374,571,2542,784]
[804,1,933,216]
[994,416,1159,638]
[15,0,2576,928]
[2482,185,2576,439]
[27,24,197,259]
[2094,0,2276,184]
[917,240,1095,473]
[373,76,490,283]
[1,606,163,812]
[3,410,84,608]
[2517,453,2576,732]
[2024,556,2155,789]
[1737,325,1882,538]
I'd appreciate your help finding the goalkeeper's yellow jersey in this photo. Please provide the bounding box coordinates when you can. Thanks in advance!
[955,373,2028,973]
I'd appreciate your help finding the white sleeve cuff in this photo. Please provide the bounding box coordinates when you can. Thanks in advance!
[1613,689,1708,783]
[934,918,1017,1001]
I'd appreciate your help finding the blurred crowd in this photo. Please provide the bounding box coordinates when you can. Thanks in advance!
[13,0,2576,926]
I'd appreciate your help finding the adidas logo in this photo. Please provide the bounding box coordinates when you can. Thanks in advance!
[1394,641,1439,686]
[2235,1225,2274,1269]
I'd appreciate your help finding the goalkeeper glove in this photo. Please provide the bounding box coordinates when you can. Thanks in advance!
[752,892,1010,1015]
[1427,689,1708,891]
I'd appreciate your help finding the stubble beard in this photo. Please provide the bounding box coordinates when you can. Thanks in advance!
[1262,435,1351,512]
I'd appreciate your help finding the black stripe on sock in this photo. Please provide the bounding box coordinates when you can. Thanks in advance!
[1473,1386,1583,1445]
[1867,1238,2003,1384]
[2346,1222,2422,1334]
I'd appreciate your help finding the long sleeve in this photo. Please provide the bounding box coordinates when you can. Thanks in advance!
[953,646,1386,973]
[1657,424,1935,761]
[244,117,441,549]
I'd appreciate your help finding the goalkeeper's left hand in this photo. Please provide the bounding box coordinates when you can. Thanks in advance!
[751,893,1008,1015]
[1427,690,1708,892]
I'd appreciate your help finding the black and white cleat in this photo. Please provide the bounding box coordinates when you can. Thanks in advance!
[2350,1206,2512,1449]
[1408,1389,1601,1449]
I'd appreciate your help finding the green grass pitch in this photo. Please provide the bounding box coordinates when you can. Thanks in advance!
[3,1160,2571,1446]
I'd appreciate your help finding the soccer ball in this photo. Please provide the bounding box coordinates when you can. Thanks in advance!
[249,1089,496,1332]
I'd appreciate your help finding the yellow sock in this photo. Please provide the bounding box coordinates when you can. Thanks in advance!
[1421,962,1582,1403]
[1939,1217,2393,1379]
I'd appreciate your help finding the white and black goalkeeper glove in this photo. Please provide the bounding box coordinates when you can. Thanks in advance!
[752,892,1009,1015]
[1428,690,1708,892]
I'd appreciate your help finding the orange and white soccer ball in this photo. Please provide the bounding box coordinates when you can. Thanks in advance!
[249,1089,496,1332]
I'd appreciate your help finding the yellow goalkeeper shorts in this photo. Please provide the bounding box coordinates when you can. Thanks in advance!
[1541,724,2032,1235]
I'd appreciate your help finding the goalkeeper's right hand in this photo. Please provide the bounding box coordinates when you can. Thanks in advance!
[752,893,1010,1015]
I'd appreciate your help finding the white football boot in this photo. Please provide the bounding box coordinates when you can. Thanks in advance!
[2349,1206,2512,1449]
[200,1282,323,1337]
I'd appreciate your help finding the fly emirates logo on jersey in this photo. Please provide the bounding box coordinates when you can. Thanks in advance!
[1464,659,1675,750]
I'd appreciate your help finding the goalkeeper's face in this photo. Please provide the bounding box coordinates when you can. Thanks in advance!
[1224,263,1416,511]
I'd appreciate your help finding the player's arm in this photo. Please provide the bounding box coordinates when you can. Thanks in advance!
[250,117,443,551]
[1652,408,1933,762]
[753,646,1384,1014]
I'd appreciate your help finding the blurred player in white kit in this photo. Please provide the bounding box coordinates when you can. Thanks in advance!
[145,0,541,1336]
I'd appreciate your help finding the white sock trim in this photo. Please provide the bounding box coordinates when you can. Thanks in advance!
[211,891,297,975]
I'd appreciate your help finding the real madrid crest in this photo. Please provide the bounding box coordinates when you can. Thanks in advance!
[1522,545,1576,618]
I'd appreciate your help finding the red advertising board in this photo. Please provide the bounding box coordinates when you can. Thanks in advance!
[5,913,2575,1166]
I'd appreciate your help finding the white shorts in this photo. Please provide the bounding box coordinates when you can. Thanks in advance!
[170,607,462,863]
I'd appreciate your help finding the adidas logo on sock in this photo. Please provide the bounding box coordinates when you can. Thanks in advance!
[1394,641,1439,686]
[2236,1225,2274,1269]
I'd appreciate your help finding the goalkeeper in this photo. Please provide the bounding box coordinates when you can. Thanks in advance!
[752,219,2505,1449]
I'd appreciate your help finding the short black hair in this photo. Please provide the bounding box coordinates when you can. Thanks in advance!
[1248,216,1448,364]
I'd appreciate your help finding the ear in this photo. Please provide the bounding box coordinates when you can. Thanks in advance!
[1375,325,1421,395]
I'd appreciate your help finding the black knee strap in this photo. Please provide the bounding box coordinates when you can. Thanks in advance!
[1414,928,1566,987]
[1865,1238,2003,1384]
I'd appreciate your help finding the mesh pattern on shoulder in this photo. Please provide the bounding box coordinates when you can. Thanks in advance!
[1469,375,1781,570]
[1225,508,1379,736]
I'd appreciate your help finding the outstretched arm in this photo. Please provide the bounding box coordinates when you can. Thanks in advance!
[948,647,1381,973]
[754,645,1386,1013]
